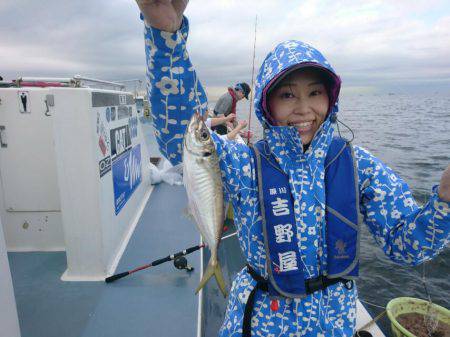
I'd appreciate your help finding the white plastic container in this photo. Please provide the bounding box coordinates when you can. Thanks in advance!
[50,88,151,281]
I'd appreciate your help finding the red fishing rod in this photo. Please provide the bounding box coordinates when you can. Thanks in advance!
[105,243,205,283]
[246,15,257,145]
[105,232,237,283]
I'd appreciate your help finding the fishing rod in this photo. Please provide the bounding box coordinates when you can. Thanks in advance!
[105,243,204,283]
[105,231,237,283]
[247,15,257,145]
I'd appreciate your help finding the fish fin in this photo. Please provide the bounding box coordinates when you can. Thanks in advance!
[195,258,228,298]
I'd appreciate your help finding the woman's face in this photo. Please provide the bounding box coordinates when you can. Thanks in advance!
[268,69,329,145]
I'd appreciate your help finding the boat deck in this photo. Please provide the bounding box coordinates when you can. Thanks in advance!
[8,184,386,337]
[8,183,202,337]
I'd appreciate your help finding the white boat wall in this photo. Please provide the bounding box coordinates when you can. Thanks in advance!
[0,79,153,281]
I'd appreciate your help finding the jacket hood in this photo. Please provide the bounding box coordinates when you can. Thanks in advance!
[253,40,342,171]
[254,40,341,128]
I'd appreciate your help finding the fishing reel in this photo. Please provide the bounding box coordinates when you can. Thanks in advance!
[173,256,194,272]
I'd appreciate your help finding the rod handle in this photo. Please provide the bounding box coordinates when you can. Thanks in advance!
[185,245,203,254]
[105,272,129,283]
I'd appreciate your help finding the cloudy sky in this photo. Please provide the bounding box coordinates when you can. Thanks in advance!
[1,0,450,97]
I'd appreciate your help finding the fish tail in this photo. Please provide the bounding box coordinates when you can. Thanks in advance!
[195,258,228,298]
[214,261,227,298]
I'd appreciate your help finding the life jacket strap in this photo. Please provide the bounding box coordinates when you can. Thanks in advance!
[306,274,354,294]
[242,264,354,337]
[242,265,268,337]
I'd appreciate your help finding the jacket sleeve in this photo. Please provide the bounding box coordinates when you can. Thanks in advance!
[143,17,253,205]
[144,17,208,165]
[210,133,256,212]
[355,146,450,266]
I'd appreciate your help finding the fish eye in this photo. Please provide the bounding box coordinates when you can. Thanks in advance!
[201,131,209,140]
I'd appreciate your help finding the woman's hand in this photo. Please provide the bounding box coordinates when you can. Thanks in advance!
[438,164,450,201]
[135,0,188,32]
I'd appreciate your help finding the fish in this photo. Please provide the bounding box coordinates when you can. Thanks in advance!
[182,112,227,297]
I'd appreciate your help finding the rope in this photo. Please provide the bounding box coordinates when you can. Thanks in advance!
[356,298,387,334]
[356,310,386,333]
[247,15,257,145]
[422,262,439,336]
[359,299,386,310]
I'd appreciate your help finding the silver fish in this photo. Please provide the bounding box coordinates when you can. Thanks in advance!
[183,112,227,297]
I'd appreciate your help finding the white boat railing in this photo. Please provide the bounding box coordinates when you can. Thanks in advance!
[72,75,125,90]
[16,75,126,91]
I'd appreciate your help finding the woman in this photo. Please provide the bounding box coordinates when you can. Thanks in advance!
[135,1,450,336]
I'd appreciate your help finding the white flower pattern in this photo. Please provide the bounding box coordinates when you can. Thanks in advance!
[155,76,179,96]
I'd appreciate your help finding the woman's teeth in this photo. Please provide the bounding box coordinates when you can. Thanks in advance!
[289,121,313,130]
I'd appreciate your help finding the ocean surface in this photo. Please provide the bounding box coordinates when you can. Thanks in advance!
[232,92,450,334]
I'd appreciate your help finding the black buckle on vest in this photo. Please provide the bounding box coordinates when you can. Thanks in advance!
[306,276,353,294]
[344,280,354,290]
[306,275,325,294]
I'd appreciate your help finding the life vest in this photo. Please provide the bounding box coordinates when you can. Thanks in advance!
[250,137,360,298]
[227,87,237,116]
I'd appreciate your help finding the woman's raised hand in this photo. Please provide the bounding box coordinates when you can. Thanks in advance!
[135,0,188,32]
[439,165,450,202]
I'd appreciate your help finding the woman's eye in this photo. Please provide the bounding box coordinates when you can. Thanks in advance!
[280,92,295,99]
[310,90,322,97]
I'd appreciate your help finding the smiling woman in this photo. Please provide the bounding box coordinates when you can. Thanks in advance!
[135,1,450,336]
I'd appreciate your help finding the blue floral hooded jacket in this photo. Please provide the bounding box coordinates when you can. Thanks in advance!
[144,17,450,337]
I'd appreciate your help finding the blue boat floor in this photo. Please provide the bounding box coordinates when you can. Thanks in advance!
[8,184,202,337]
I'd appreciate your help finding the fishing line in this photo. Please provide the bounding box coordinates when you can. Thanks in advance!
[247,15,258,145]
[356,310,386,335]
[359,299,386,310]
[421,262,439,336]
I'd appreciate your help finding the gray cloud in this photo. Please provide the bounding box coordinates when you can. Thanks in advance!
[1,0,450,95]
